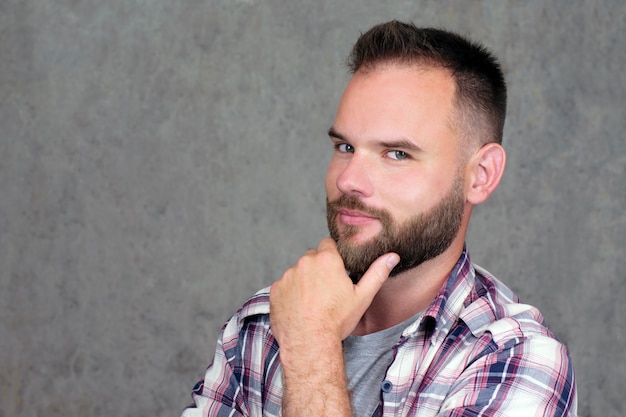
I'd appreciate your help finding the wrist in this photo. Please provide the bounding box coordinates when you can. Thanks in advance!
[278,332,344,374]
[279,336,352,417]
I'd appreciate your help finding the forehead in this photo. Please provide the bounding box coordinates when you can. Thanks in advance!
[333,64,458,146]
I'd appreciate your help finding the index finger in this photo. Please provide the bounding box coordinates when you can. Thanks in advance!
[317,237,339,252]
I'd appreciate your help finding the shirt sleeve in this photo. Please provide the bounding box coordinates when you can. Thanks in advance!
[438,333,577,417]
[180,289,280,417]
[181,316,249,417]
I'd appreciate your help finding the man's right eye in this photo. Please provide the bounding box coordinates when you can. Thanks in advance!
[335,143,354,153]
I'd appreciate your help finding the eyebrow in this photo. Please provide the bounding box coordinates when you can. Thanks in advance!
[328,127,346,141]
[328,127,423,152]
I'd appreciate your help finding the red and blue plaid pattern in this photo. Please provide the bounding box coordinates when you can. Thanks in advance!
[183,248,577,416]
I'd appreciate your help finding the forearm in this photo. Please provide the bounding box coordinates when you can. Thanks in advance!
[280,336,352,417]
[270,239,399,416]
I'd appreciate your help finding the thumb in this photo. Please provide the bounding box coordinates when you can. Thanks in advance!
[355,253,400,301]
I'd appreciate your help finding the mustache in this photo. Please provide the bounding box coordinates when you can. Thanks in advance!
[327,195,387,219]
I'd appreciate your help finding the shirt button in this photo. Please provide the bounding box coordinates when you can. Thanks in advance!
[381,380,393,393]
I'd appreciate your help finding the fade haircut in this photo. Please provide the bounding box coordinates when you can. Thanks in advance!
[348,20,507,146]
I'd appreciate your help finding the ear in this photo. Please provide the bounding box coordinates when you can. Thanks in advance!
[465,143,506,205]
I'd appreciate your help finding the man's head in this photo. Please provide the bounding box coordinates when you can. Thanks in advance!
[325,21,507,279]
[348,20,507,148]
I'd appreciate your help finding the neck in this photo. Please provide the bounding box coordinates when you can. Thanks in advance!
[352,237,465,336]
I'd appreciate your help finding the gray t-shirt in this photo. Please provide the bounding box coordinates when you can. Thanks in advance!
[343,313,422,417]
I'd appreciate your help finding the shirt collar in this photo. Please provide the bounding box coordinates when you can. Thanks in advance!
[402,245,477,345]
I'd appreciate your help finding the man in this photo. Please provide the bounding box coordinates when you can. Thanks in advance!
[183,21,577,416]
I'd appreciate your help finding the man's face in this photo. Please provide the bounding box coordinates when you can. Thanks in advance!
[325,65,468,280]
[326,174,464,280]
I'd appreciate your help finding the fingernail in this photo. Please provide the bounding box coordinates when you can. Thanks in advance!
[386,254,400,269]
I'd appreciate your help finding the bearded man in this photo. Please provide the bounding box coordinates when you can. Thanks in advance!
[182,21,577,417]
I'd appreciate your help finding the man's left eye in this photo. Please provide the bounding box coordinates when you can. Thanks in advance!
[387,150,409,160]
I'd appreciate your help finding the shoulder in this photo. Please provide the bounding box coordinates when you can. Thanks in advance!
[220,286,272,350]
[447,265,577,414]
[239,286,271,320]
[461,264,557,346]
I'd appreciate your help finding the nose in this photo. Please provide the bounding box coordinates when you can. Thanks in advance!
[334,154,374,197]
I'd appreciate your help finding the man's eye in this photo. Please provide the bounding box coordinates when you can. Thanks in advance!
[387,150,409,160]
[336,143,354,153]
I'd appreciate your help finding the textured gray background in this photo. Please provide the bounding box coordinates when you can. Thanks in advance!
[1,1,624,416]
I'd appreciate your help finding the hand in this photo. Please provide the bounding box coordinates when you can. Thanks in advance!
[270,238,400,352]
[270,238,399,416]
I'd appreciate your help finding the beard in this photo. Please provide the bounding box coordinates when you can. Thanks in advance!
[326,176,465,283]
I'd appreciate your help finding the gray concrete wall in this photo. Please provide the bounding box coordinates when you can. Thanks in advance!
[1,1,623,416]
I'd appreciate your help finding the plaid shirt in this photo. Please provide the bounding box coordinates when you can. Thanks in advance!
[182,248,577,416]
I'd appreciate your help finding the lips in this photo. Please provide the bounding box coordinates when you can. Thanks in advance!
[338,208,379,226]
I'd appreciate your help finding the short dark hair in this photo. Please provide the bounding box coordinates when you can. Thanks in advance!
[348,21,507,146]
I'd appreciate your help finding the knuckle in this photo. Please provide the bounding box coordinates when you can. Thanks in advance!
[294,255,311,270]
[317,249,338,264]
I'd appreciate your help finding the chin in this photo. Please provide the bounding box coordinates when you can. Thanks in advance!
[341,223,382,239]
[341,231,379,247]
